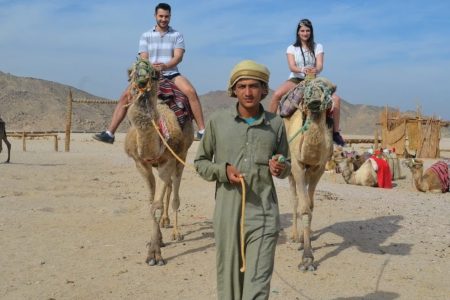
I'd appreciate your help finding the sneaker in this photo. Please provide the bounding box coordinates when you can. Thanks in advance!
[333,132,345,147]
[194,131,203,141]
[93,131,115,144]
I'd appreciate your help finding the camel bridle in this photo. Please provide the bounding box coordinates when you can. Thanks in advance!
[287,78,334,144]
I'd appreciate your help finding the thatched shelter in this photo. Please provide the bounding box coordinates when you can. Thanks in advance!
[379,107,449,158]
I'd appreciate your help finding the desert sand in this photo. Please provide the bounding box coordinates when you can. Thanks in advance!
[1,133,449,300]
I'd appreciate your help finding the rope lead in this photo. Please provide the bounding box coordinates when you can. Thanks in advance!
[239,176,246,272]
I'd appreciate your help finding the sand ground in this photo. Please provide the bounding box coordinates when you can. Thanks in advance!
[0,134,449,300]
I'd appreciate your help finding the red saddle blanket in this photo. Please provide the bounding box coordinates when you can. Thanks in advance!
[429,161,449,192]
[158,78,193,128]
[371,156,393,189]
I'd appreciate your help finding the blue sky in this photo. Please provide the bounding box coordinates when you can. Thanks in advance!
[1,0,450,119]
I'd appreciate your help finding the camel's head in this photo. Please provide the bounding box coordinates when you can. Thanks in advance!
[303,77,335,118]
[336,157,355,176]
[128,58,160,99]
[402,158,423,171]
[325,147,346,173]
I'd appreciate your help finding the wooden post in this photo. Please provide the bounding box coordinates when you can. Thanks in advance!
[54,135,58,152]
[374,127,379,150]
[22,131,26,151]
[65,90,73,152]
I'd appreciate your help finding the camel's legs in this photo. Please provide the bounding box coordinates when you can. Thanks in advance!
[157,159,176,229]
[288,174,300,242]
[146,173,171,266]
[5,138,10,163]
[143,159,177,266]
[147,195,165,266]
[1,129,11,163]
[135,161,156,203]
[294,164,315,272]
[160,180,172,229]
[170,160,186,241]
[298,165,325,272]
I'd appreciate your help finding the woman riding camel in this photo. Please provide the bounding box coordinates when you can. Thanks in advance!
[268,18,345,146]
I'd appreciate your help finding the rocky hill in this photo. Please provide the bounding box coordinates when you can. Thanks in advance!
[1,71,447,136]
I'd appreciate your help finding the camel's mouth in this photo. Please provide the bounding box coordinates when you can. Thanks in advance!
[303,77,334,114]
[128,59,160,92]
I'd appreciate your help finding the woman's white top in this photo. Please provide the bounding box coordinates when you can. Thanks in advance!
[286,43,323,79]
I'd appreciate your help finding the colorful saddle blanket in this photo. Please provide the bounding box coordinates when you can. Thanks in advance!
[158,77,193,128]
[429,161,449,192]
[370,156,393,189]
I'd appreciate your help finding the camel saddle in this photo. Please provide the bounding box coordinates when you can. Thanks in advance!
[279,81,305,118]
[429,161,450,192]
[157,77,193,129]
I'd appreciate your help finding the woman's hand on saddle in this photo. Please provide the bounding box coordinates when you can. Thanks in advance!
[226,164,243,185]
[303,67,317,75]
[269,155,286,177]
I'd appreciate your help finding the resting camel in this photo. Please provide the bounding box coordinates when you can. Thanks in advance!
[325,148,368,174]
[403,158,449,193]
[0,117,11,163]
[337,157,378,187]
[124,59,194,266]
[283,77,334,271]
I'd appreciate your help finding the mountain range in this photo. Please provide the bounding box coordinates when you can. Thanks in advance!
[1,71,442,137]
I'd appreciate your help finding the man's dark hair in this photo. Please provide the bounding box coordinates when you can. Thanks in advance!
[155,3,171,14]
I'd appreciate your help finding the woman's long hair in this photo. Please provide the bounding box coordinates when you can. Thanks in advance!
[293,19,316,66]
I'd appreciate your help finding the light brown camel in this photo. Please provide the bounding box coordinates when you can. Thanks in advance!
[283,77,334,271]
[0,117,11,163]
[335,150,403,186]
[337,157,378,187]
[124,59,194,266]
[403,158,449,193]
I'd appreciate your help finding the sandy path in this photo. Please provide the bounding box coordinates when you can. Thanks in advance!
[0,134,449,299]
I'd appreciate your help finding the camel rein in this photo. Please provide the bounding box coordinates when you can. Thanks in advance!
[150,119,248,273]
[287,118,311,144]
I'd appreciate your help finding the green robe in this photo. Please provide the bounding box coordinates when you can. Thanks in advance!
[194,104,291,300]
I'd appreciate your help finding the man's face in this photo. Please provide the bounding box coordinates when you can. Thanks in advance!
[233,79,264,110]
[155,8,171,29]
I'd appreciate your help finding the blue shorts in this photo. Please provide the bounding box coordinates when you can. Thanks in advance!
[163,73,180,80]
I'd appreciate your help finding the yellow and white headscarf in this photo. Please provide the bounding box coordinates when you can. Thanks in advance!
[228,60,270,99]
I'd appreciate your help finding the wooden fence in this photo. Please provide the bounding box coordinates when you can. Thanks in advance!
[7,131,59,152]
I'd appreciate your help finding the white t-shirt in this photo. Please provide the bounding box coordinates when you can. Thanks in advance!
[286,43,324,79]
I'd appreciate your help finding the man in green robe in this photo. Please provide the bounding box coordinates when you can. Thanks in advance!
[194,60,291,300]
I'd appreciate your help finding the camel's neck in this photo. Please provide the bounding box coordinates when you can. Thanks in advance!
[128,80,165,160]
[411,167,428,191]
[307,110,326,124]
[340,163,356,184]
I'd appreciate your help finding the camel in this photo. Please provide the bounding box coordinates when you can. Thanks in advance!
[325,148,368,174]
[124,59,194,266]
[403,158,449,193]
[337,157,378,187]
[334,148,403,187]
[283,77,334,271]
[0,117,11,163]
